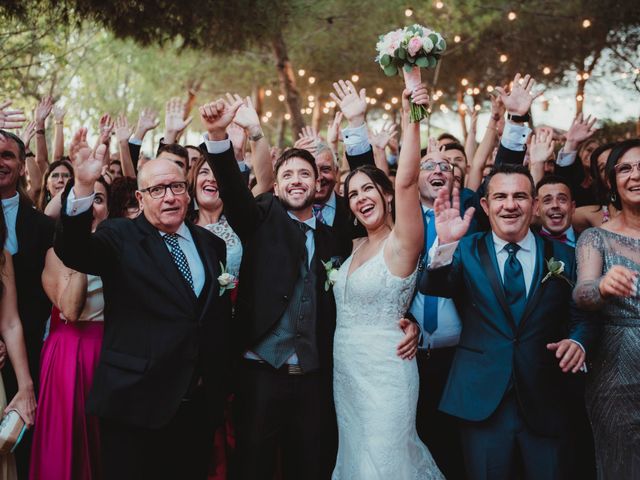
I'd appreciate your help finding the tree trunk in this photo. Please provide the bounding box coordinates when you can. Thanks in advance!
[277,114,287,149]
[311,100,321,133]
[252,85,264,118]
[575,77,585,116]
[271,31,305,139]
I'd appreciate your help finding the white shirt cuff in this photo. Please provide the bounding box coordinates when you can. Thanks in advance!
[500,121,531,152]
[342,123,371,156]
[556,149,577,167]
[428,240,459,269]
[569,339,588,373]
[203,134,231,154]
[66,188,95,216]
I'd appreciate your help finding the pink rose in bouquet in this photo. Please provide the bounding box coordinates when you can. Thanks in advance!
[408,37,423,57]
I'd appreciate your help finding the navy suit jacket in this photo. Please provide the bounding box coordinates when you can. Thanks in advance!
[419,230,598,436]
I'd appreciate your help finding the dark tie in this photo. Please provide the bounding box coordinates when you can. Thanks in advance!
[163,233,194,291]
[503,243,526,323]
[539,229,568,243]
[312,204,326,225]
[296,220,311,270]
[422,210,438,334]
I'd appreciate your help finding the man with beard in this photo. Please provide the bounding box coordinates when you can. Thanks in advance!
[535,176,577,247]
[198,97,352,480]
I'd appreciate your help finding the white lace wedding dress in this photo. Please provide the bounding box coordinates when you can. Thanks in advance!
[332,242,444,480]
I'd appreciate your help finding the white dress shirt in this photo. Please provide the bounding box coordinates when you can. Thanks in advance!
[2,192,19,254]
[410,205,462,349]
[65,189,205,296]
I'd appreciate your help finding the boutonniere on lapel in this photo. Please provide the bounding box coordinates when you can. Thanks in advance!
[322,256,342,291]
[218,262,238,296]
[542,258,574,287]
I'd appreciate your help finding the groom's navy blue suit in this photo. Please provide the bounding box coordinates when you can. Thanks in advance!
[420,230,598,479]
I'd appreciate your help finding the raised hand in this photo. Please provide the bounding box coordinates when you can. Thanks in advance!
[74,143,109,194]
[0,100,26,129]
[433,186,475,244]
[529,130,555,165]
[199,98,244,141]
[98,114,114,145]
[401,85,430,112]
[227,122,247,154]
[225,94,260,132]
[599,265,638,298]
[490,93,505,121]
[369,122,398,150]
[34,96,53,129]
[53,104,66,123]
[164,97,192,144]
[114,114,133,143]
[69,127,89,161]
[565,113,598,152]
[20,121,37,149]
[134,107,159,140]
[494,73,543,116]
[326,111,343,150]
[329,80,367,127]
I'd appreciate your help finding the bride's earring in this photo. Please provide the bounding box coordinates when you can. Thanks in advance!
[353,217,358,226]
[611,192,617,203]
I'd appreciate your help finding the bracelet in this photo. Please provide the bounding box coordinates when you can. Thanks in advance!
[249,130,264,142]
[507,112,530,123]
[36,129,45,135]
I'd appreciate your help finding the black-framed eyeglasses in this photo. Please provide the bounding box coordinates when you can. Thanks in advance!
[613,160,640,177]
[139,181,188,199]
[420,161,453,172]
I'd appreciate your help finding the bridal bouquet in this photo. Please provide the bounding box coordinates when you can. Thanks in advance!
[376,24,446,122]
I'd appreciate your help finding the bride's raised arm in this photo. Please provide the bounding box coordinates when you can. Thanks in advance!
[388,86,429,276]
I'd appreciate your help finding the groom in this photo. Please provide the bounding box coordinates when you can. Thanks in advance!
[420,163,598,479]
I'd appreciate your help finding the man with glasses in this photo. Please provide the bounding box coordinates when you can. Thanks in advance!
[404,149,478,479]
[55,146,232,480]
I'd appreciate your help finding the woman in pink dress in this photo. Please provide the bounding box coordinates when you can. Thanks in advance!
[29,178,109,480]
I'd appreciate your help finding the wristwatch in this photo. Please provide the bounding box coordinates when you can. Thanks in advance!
[507,112,530,123]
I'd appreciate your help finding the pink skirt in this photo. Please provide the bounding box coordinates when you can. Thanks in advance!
[29,307,104,480]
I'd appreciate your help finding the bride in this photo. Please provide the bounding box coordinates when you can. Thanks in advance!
[331,85,443,479]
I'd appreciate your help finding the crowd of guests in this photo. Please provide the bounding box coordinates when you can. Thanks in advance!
[0,67,637,480]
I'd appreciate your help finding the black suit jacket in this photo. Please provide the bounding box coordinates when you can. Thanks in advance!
[3,198,55,397]
[204,145,351,372]
[420,231,598,436]
[54,199,231,429]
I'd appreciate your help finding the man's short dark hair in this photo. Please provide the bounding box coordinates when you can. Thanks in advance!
[535,174,573,198]
[157,143,189,166]
[483,163,535,197]
[0,129,26,162]
[443,142,467,160]
[274,148,318,178]
[437,132,461,144]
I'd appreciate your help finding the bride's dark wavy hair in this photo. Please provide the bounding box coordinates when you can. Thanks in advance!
[343,165,395,221]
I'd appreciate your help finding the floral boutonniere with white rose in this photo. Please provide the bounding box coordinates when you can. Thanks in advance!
[542,258,574,287]
[218,262,238,296]
[322,256,343,291]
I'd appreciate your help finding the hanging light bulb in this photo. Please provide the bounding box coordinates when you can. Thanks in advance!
[542,67,551,75]
[499,54,508,63]
[461,78,469,86]
[298,69,306,77]
[308,76,316,84]
[582,19,592,28]
[278,94,285,101]
[405,7,413,17]
[375,87,383,95]
[507,11,516,21]
[454,35,461,43]
[265,89,272,96]
[284,113,291,120]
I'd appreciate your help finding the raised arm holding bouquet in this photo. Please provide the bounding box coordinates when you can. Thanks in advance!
[376,24,446,122]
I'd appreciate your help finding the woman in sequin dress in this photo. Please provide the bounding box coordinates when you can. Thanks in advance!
[573,139,640,479]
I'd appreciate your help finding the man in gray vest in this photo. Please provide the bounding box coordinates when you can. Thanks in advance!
[198,97,418,480]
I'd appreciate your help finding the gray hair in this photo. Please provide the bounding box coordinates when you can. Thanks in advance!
[315,141,339,170]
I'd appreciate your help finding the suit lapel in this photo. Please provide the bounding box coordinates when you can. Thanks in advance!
[136,215,196,306]
[479,233,516,330]
[518,234,552,330]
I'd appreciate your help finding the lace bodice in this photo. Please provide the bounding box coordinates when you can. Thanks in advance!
[332,244,417,331]
[575,227,640,324]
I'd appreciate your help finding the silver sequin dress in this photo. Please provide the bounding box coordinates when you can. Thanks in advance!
[575,228,640,480]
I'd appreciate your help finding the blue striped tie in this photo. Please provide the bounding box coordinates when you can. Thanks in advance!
[423,210,438,334]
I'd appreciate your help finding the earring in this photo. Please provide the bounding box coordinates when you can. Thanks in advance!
[353,217,358,226]
[610,192,617,203]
